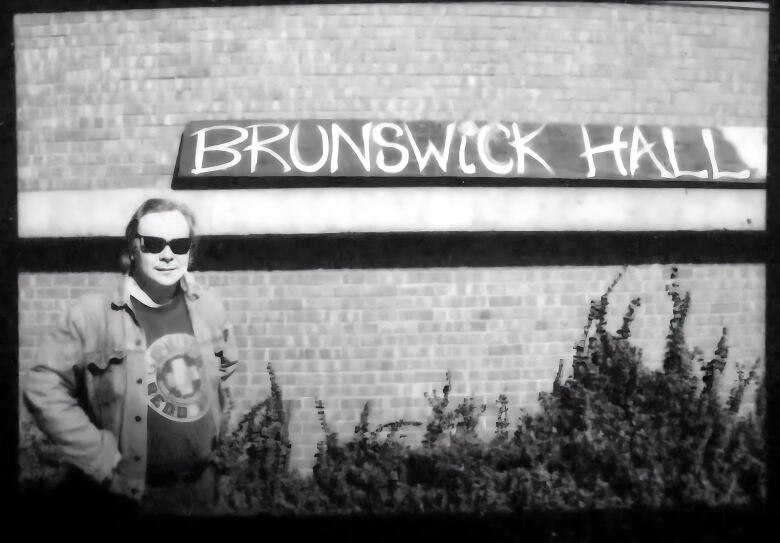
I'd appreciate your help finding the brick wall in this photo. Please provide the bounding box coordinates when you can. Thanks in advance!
[14,3,767,191]
[19,264,765,470]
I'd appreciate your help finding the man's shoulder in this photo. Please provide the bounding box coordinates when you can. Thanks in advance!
[183,274,226,313]
[183,273,217,299]
[71,291,110,310]
[68,277,123,315]
[55,286,117,337]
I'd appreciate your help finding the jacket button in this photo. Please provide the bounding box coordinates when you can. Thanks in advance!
[131,488,138,495]
[135,415,142,422]
[135,339,142,346]
[136,378,142,384]
[134,455,141,461]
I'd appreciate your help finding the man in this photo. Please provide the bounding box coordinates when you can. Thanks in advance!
[24,198,239,515]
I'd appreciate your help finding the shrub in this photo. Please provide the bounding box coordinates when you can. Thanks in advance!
[213,362,312,514]
[506,267,766,508]
[302,267,765,513]
[309,399,423,514]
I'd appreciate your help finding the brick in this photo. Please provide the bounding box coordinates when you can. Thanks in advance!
[340,398,373,409]
[710,303,741,314]
[36,287,70,299]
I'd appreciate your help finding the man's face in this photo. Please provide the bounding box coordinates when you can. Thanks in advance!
[134,210,191,289]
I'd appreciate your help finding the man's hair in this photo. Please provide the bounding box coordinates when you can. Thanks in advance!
[122,198,198,274]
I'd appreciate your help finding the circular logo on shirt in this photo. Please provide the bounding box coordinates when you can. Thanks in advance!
[145,333,210,422]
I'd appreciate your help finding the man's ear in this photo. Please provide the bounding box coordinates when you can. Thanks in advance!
[119,253,132,273]
[128,242,142,270]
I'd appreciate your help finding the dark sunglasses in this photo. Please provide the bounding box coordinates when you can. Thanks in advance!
[136,235,192,255]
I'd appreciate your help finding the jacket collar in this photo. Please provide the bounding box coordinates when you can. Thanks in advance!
[110,272,201,309]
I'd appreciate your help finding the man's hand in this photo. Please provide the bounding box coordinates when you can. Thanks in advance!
[102,451,122,488]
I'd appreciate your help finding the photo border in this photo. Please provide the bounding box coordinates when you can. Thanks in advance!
[2,0,775,537]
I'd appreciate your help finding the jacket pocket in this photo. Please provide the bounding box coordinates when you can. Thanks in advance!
[85,350,126,376]
[85,350,127,411]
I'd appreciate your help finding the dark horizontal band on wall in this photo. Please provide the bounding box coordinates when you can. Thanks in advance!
[15,231,767,272]
[172,176,767,190]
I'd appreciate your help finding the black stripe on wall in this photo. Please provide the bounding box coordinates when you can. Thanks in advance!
[15,231,767,273]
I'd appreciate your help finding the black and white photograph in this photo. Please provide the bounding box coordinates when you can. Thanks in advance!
[4,0,773,535]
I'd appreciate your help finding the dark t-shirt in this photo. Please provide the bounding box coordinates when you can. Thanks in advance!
[130,292,217,485]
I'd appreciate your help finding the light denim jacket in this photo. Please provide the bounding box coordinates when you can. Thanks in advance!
[23,273,239,501]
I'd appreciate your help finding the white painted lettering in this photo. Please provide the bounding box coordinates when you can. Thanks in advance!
[661,128,707,179]
[458,136,476,174]
[702,128,750,180]
[404,122,455,173]
[629,126,672,178]
[372,123,410,174]
[190,125,248,175]
[509,123,554,175]
[331,122,372,173]
[243,123,291,173]
[477,123,513,175]
[458,122,478,175]
[290,123,329,173]
[580,126,628,178]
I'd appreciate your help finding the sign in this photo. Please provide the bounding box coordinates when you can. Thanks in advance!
[173,120,765,188]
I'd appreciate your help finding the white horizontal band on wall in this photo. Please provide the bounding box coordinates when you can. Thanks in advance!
[18,187,764,238]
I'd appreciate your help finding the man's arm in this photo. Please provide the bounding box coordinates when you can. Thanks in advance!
[208,291,240,435]
[201,284,240,382]
[23,301,121,485]
[217,320,240,382]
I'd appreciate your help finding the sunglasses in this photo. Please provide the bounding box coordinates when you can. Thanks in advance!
[136,235,192,255]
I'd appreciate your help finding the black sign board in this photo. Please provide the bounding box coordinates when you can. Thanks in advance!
[173,120,764,189]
